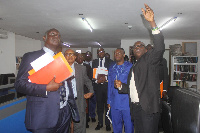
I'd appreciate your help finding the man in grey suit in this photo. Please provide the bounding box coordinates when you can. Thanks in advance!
[64,49,94,133]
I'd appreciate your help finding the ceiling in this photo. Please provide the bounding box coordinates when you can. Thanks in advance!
[0,0,199,48]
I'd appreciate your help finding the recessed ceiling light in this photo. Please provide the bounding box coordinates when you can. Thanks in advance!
[178,13,182,15]
[36,32,39,33]
[125,23,128,24]
[79,14,83,15]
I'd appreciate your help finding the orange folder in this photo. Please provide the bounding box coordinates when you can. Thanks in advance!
[93,68,97,79]
[28,52,73,84]
[160,80,163,98]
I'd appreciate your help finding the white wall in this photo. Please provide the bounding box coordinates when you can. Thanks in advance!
[0,31,15,74]
[15,35,42,56]
[0,31,42,75]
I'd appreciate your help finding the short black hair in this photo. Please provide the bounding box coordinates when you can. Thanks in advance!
[97,48,105,54]
[44,28,59,41]
[115,48,125,54]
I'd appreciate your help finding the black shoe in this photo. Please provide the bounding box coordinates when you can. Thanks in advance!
[95,124,103,130]
[91,118,96,122]
[106,125,111,131]
[86,124,89,128]
[87,118,90,122]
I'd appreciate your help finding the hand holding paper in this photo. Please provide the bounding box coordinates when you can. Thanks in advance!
[97,74,106,84]
[46,76,62,91]
[106,107,112,124]
[93,67,108,79]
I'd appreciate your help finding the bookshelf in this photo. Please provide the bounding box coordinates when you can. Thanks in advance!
[171,56,198,90]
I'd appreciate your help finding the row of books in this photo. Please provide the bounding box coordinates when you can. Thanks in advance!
[173,72,197,81]
[175,81,188,88]
[175,57,198,63]
[174,65,197,72]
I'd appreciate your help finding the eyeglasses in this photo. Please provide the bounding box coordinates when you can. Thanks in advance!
[64,53,76,57]
[48,31,60,37]
[133,44,145,49]
[98,50,105,54]
[114,52,123,55]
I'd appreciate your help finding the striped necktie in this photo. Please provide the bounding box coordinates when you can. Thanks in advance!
[60,81,66,104]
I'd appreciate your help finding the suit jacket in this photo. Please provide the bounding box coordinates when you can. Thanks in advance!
[83,63,92,94]
[119,33,165,116]
[14,49,78,130]
[74,63,94,113]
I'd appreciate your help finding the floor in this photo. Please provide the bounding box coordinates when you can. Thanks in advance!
[86,117,164,133]
[86,118,116,133]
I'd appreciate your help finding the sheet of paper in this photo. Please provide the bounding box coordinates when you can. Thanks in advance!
[106,107,112,124]
[94,67,108,79]
[30,53,54,72]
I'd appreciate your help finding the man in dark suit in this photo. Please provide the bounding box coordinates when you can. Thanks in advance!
[64,49,94,133]
[15,28,79,133]
[92,48,113,131]
[115,4,165,133]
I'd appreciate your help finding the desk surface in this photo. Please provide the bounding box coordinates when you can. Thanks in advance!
[0,83,14,90]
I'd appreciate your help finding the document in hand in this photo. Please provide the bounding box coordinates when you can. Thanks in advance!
[106,107,112,124]
[28,52,73,84]
[93,67,108,79]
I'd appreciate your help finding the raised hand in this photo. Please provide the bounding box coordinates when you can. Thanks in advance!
[141,4,154,22]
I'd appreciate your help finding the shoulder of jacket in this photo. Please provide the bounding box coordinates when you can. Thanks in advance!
[25,49,43,55]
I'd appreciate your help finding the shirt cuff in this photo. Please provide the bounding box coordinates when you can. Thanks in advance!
[118,85,122,90]
[152,29,160,35]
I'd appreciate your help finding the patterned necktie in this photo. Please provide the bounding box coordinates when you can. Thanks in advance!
[60,81,66,104]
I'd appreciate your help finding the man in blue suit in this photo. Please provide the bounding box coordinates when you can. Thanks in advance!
[15,28,79,133]
[107,48,133,133]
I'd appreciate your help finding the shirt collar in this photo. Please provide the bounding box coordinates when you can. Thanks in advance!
[43,47,55,56]
[71,63,75,68]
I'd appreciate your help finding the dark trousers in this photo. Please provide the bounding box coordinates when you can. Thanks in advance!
[133,103,160,133]
[31,105,71,133]
[89,92,96,118]
[95,83,110,126]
